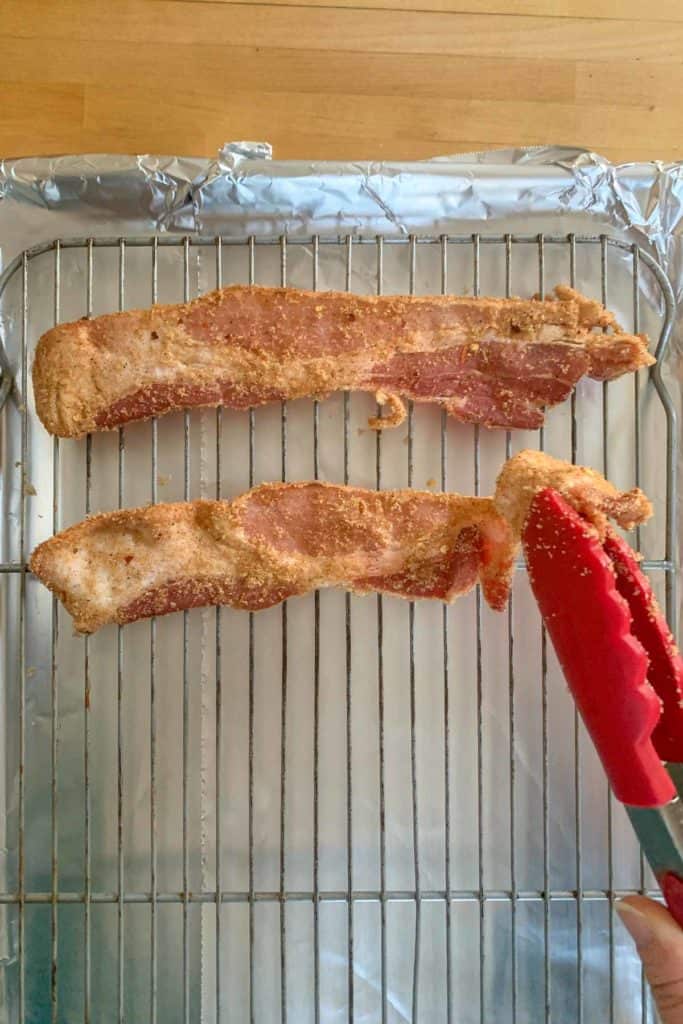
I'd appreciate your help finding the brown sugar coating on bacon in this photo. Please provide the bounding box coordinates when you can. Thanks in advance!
[29,483,515,634]
[494,449,653,540]
[32,284,654,438]
[29,451,654,635]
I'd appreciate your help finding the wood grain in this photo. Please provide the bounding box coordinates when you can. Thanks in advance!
[0,0,678,163]
[178,0,683,17]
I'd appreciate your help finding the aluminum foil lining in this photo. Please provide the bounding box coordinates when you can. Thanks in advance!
[1,144,681,390]
[0,145,681,1023]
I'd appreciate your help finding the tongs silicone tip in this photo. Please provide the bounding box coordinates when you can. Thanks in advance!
[603,530,683,764]
[523,487,675,807]
[662,872,683,924]
[523,487,683,925]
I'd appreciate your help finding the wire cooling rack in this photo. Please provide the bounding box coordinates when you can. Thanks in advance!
[0,233,678,1023]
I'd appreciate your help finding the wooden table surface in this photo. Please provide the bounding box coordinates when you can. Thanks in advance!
[1,0,681,165]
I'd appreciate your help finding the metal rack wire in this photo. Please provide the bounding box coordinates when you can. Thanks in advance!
[0,233,677,1023]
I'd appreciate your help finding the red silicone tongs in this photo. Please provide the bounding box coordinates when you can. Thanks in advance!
[523,488,683,925]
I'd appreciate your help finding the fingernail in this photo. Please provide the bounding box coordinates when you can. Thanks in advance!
[616,900,655,948]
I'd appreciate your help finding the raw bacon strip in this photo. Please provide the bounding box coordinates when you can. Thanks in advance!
[29,451,653,635]
[29,483,514,634]
[31,284,654,438]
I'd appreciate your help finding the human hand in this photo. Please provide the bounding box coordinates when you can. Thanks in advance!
[618,896,683,1022]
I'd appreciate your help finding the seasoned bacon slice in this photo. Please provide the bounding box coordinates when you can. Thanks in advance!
[494,449,653,539]
[32,284,653,438]
[29,484,514,634]
[29,451,652,635]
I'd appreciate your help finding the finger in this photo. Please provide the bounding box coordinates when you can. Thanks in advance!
[617,895,683,1023]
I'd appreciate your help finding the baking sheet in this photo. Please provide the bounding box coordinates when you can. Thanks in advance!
[0,147,680,1023]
